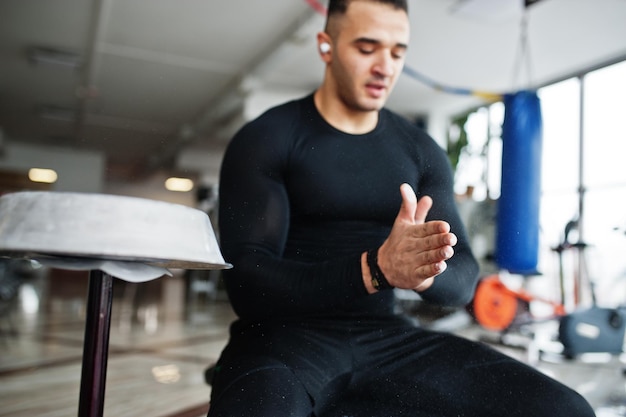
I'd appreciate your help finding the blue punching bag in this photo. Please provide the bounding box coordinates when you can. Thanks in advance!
[496,90,543,274]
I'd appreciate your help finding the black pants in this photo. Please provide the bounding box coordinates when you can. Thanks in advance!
[208,314,595,417]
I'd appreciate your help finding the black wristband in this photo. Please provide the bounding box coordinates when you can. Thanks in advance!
[367,249,393,291]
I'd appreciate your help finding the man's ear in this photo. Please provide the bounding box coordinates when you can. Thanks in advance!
[317,32,332,62]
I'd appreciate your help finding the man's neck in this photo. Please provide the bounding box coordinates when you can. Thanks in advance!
[313,88,379,135]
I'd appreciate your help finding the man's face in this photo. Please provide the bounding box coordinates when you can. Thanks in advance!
[328,1,409,112]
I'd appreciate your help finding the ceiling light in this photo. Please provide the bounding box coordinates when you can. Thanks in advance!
[165,177,194,192]
[28,47,82,69]
[29,168,58,184]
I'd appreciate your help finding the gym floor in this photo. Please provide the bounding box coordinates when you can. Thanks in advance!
[0,267,624,417]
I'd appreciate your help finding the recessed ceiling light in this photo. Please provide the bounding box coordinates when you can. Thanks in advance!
[165,177,194,192]
[28,168,58,184]
[28,47,82,69]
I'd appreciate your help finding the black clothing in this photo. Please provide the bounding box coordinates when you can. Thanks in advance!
[218,94,478,321]
[209,94,595,416]
[210,316,594,416]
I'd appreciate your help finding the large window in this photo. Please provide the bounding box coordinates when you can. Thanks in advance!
[579,60,626,305]
[452,60,626,307]
[538,77,581,279]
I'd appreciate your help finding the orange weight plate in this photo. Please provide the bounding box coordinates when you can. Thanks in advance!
[472,275,519,331]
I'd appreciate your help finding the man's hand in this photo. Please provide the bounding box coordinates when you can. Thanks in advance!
[375,183,457,292]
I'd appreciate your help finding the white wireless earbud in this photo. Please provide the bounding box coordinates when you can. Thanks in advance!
[319,42,331,53]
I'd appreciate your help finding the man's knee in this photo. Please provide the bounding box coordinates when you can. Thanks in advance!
[209,363,313,417]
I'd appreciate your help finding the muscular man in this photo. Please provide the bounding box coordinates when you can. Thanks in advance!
[208,1,595,415]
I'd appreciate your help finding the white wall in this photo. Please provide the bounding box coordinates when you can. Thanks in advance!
[0,140,105,193]
[105,172,197,208]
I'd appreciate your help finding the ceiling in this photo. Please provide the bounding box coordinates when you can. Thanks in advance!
[1,0,625,186]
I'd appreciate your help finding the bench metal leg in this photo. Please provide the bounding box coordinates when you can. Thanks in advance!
[78,270,114,417]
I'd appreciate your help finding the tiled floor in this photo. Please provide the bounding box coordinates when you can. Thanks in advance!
[1,267,625,416]
[0,268,234,417]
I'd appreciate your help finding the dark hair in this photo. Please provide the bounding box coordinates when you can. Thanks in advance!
[326,0,408,16]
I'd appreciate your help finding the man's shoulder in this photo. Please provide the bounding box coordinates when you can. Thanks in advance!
[380,108,449,163]
[229,94,311,149]
[249,94,311,127]
[382,108,433,141]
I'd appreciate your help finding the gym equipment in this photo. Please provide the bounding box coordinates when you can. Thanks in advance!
[472,219,626,359]
[471,274,564,332]
[559,306,625,358]
[495,90,543,274]
[0,191,231,417]
[554,220,626,357]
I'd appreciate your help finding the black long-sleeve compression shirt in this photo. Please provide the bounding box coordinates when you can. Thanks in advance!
[218,94,479,321]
